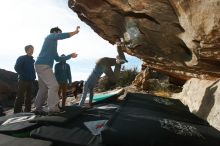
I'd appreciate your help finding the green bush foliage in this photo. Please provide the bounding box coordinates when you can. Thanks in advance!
[97,67,139,92]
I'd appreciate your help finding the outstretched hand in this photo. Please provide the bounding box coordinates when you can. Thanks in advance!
[75,26,80,34]
[71,53,78,58]
[69,26,80,36]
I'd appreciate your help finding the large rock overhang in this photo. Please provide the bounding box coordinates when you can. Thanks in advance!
[68,0,220,81]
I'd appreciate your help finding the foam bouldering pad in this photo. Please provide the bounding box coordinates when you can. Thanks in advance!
[0,113,39,134]
[30,104,118,146]
[0,133,52,146]
[30,106,84,125]
[0,113,34,124]
[31,125,96,145]
[0,122,38,135]
[124,93,208,125]
[31,112,108,145]
[101,93,220,145]
[125,92,189,111]
[102,111,220,146]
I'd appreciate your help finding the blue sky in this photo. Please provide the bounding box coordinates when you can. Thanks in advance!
[0,0,142,81]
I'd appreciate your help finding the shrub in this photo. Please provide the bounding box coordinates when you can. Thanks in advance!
[117,67,139,87]
[97,67,139,92]
[144,79,182,98]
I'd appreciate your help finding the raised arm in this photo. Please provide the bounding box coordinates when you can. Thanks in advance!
[48,26,80,40]
[69,26,80,37]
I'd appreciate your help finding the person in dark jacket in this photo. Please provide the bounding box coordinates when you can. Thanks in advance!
[14,45,36,113]
[55,54,72,108]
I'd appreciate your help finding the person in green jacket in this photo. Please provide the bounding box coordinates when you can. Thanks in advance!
[55,54,72,108]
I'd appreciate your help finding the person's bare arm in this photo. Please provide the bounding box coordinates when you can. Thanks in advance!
[71,53,78,58]
[69,26,80,37]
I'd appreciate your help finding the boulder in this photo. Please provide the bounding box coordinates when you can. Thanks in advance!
[172,78,220,131]
[69,0,220,81]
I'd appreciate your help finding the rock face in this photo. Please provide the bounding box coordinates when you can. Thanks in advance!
[68,0,220,81]
[0,69,38,108]
[0,69,17,94]
[172,78,220,131]
[0,69,17,107]
[68,0,220,130]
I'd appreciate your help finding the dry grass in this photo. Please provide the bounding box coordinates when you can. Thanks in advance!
[153,90,173,98]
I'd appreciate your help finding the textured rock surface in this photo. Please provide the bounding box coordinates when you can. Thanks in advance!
[0,69,17,93]
[172,78,220,131]
[0,69,17,107]
[69,0,220,81]
[0,69,39,108]
[69,0,220,129]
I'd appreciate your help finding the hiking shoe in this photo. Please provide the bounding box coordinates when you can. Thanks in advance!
[117,58,127,64]
[48,104,63,115]
[32,109,47,116]
[116,56,127,64]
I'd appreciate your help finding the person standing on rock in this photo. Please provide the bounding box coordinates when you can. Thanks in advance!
[34,26,80,115]
[14,45,36,113]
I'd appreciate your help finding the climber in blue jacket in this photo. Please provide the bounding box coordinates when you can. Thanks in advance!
[55,54,72,108]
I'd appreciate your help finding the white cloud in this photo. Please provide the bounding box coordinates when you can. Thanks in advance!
[0,0,142,81]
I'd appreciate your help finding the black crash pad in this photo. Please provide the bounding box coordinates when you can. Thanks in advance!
[0,113,39,134]
[125,93,190,111]
[102,111,220,146]
[101,93,220,146]
[124,93,208,125]
[31,104,118,146]
[0,133,52,146]
[30,106,84,125]
[31,125,96,146]
[0,113,34,124]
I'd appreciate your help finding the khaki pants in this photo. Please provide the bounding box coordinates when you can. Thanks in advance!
[34,65,59,111]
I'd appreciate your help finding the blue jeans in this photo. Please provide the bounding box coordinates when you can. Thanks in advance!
[79,65,104,106]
